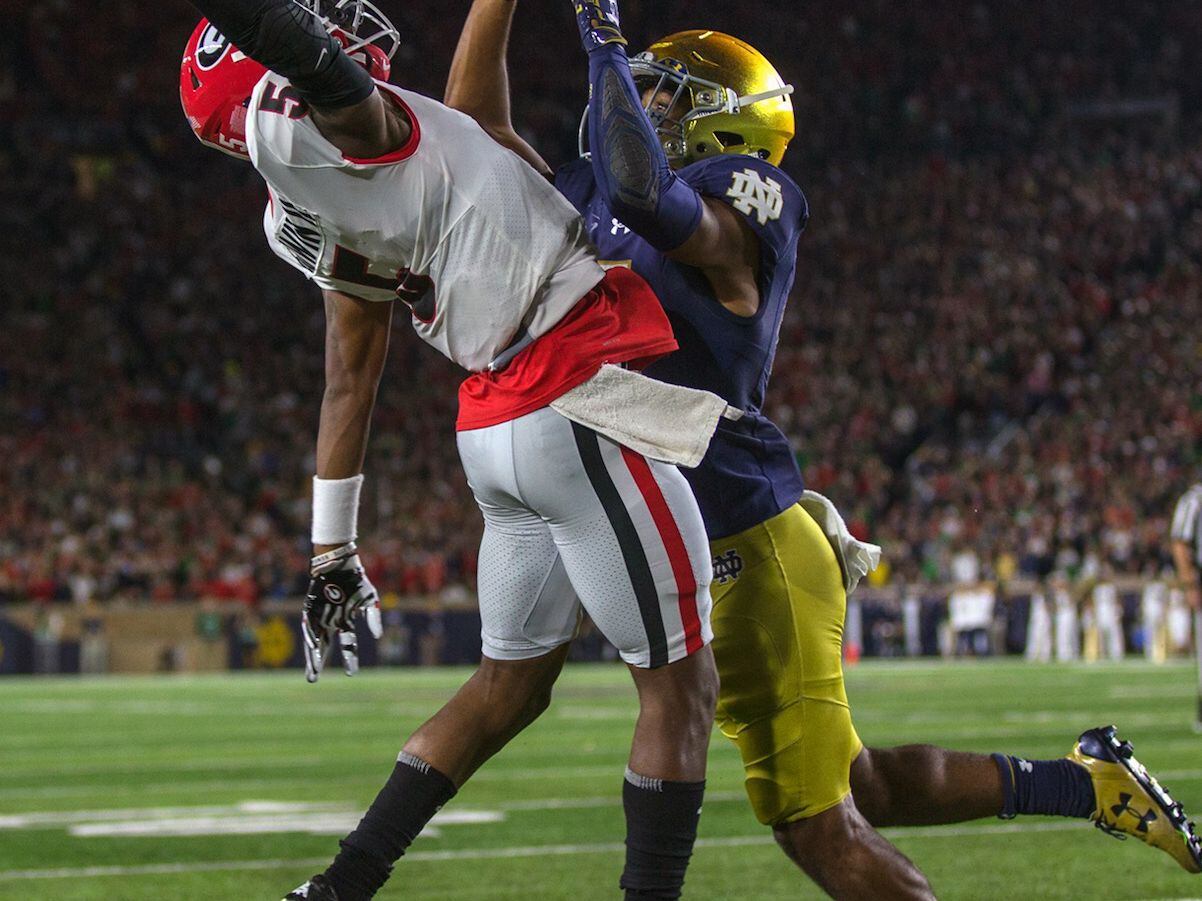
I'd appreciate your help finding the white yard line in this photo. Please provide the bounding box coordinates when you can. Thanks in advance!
[0,801,352,829]
[0,803,501,839]
[0,822,1096,881]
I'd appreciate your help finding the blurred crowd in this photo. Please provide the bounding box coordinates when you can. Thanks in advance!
[2,0,1200,605]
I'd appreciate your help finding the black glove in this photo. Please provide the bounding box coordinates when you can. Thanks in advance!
[302,542,383,683]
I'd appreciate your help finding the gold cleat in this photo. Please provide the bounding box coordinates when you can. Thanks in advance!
[1069,725,1201,874]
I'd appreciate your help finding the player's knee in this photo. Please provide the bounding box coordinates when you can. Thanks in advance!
[848,746,892,824]
[522,681,555,725]
[772,800,872,869]
[688,651,720,718]
[480,687,549,738]
[680,681,718,748]
[472,656,562,737]
[658,649,719,728]
[629,650,717,766]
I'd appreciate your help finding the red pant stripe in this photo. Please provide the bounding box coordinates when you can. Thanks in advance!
[619,446,703,655]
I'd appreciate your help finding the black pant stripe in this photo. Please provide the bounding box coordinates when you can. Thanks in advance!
[570,421,669,667]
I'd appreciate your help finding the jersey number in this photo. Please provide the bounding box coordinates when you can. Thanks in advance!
[331,246,436,323]
[259,83,308,119]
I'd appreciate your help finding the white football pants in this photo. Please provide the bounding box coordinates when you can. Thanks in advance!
[456,406,713,668]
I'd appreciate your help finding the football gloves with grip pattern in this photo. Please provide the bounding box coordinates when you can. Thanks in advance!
[302,542,382,683]
[573,0,625,51]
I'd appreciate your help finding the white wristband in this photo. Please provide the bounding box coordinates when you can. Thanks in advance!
[312,474,364,545]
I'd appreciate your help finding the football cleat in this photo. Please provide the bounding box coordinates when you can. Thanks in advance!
[283,874,340,900]
[1069,725,1202,874]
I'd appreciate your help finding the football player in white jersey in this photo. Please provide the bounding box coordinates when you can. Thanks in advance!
[179,2,722,899]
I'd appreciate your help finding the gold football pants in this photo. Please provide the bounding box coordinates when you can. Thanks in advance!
[710,502,862,825]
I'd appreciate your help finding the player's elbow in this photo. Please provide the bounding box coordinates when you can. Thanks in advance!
[595,141,666,222]
[323,360,384,410]
[603,182,698,253]
[594,151,701,251]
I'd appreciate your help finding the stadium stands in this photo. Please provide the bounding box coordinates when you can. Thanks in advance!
[2,1,1200,617]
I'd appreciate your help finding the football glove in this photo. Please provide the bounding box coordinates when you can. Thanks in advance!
[302,542,383,683]
[572,0,625,51]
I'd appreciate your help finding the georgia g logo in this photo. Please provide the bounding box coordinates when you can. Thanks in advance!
[322,584,346,606]
[195,24,232,70]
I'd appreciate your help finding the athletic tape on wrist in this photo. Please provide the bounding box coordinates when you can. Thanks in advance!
[310,542,358,574]
[312,474,364,545]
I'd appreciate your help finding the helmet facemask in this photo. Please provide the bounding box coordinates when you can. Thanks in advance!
[297,0,400,61]
[631,60,698,160]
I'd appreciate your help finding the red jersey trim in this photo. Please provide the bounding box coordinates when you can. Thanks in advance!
[456,339,678,431]
[456,268,677,431]
[341,88,421,165]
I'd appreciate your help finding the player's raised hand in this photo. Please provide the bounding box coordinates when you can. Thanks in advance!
[572,0,625,51]
[301,542,383,683]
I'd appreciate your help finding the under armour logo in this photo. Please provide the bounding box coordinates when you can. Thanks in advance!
[611,217,631,236]
[726,168,784,225]
[1017,759,1033,773]
[1110,792,1158,833]
[712,549,744,584]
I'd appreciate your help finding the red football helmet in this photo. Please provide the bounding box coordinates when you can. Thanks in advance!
[180,1,399,160]
[180,19,265,159]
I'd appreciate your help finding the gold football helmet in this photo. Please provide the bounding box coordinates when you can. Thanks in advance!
[605,30,794,168]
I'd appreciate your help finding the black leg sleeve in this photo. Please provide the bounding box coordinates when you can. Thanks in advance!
[188,0,373,108]
[620,769,706,900]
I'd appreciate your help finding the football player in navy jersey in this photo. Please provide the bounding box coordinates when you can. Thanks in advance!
[446,0,1202,895]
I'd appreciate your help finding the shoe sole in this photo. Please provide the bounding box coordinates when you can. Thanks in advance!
[1089,725,1202,873]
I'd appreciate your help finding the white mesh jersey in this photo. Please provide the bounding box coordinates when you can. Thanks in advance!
[245,75,605,373]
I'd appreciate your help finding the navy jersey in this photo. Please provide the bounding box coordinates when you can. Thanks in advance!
[555,154,808,539]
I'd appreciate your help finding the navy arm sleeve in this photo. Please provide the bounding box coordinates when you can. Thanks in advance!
[189,0,373,108]
[586,44,702,252]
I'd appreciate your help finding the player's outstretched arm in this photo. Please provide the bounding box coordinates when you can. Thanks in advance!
[572,0,757,273]
[445,0,552,177]
[300,290,393,682]
[186,0,408,158]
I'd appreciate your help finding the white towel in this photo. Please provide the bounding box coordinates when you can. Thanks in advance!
[550,364,740,468]
[798,490,882,594]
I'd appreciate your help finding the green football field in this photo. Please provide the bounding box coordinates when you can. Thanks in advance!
[2,660,1200,900]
